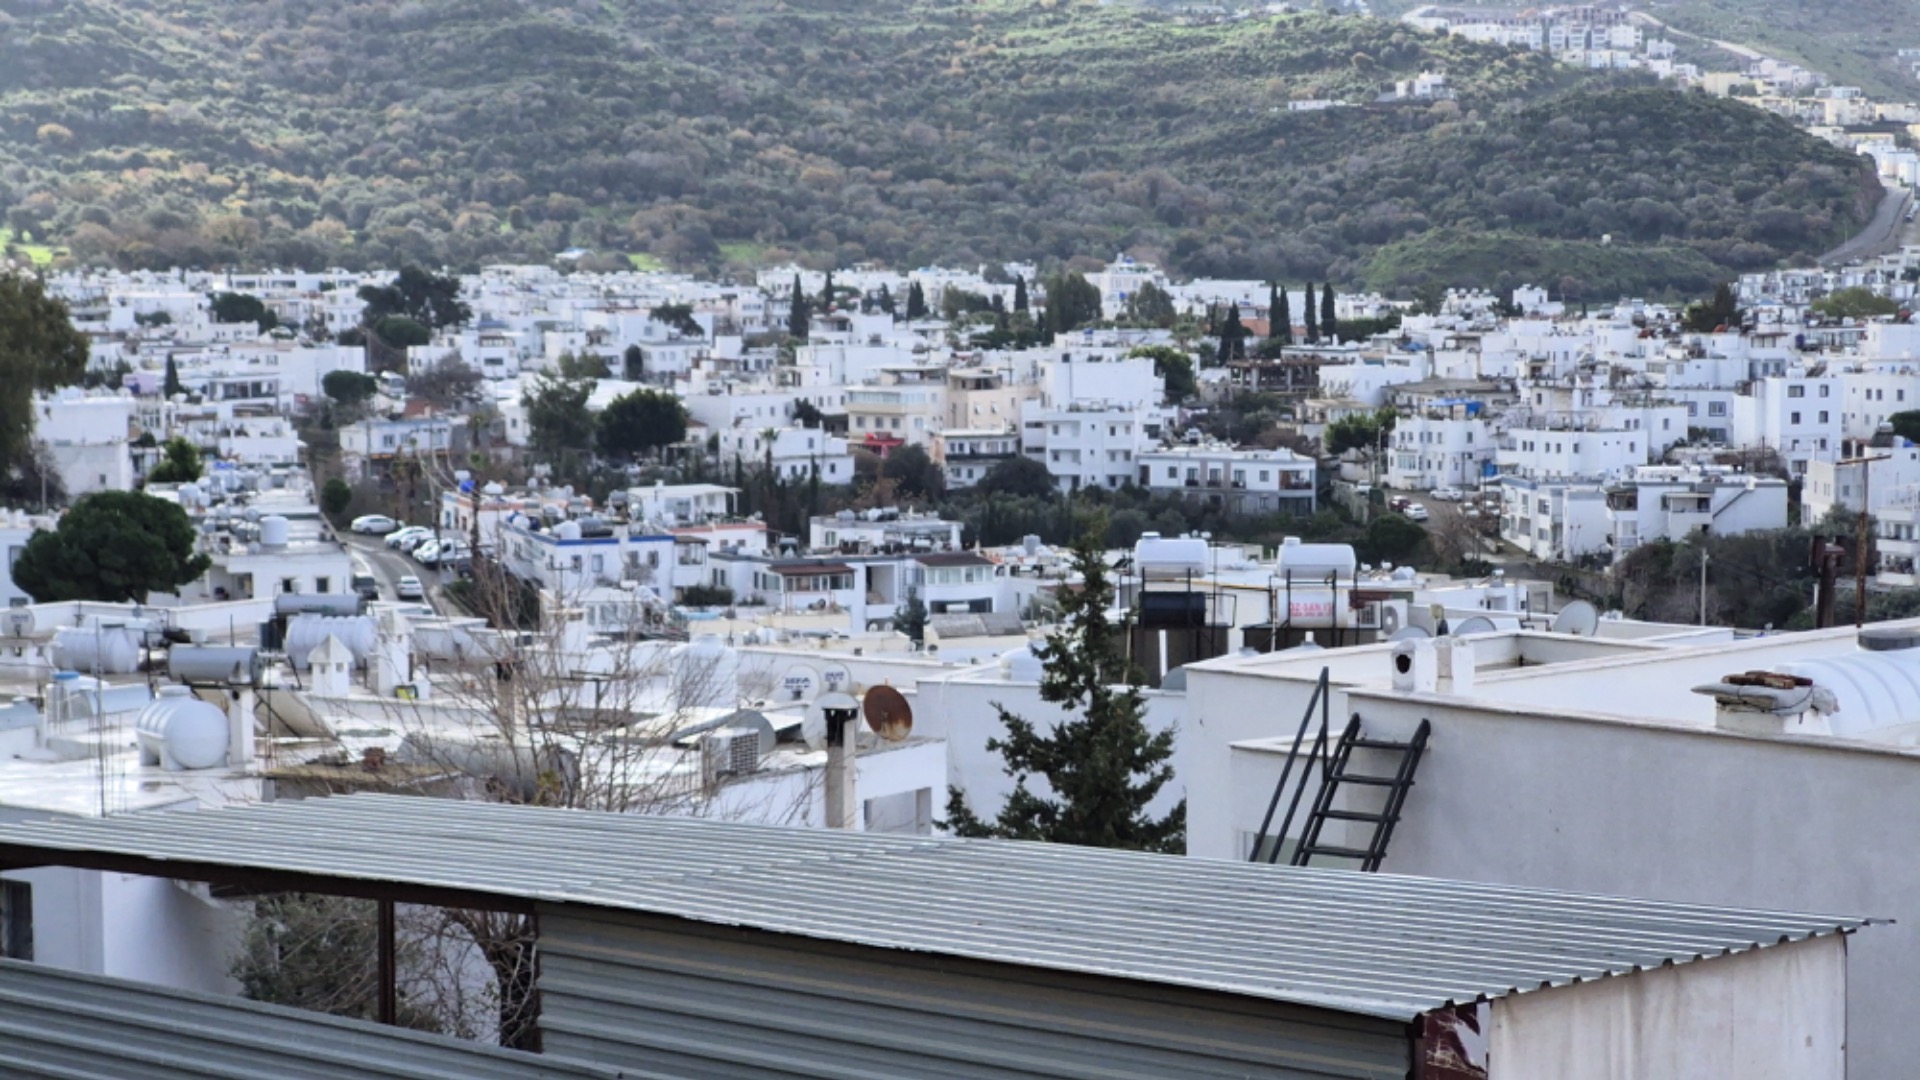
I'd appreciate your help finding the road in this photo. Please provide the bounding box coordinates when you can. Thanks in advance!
[341,532,440,609]
[1819,186,1913,267]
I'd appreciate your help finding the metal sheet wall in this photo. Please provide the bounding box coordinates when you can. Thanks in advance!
[538,906,1409,1080]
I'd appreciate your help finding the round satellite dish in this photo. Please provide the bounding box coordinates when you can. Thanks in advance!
[821,662,852,691]
[1551,600,1600,637]
[781,664,822,703]
[2,609,34,638]
[1388,625,1431,642]
[862,684,914,742]
[1453,616,1498,636]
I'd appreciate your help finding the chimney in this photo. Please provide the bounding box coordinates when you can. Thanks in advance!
[1390,638,1438,693]
[1435,636,1475,696]
[1692,671,1835,736]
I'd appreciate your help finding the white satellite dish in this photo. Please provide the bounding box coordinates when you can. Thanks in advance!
[781,663,822,703]
[1453,616,1498,636]
[2,609,35,638]
[1551,600,1600,637]
[821,662,852,691]
[1388,625,1431,642]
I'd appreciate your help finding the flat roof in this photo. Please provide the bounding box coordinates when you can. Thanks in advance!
[0,795,1867,1022]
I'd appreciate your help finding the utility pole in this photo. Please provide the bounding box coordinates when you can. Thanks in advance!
[1838,454,1890,627]
[1698,549,1709,626]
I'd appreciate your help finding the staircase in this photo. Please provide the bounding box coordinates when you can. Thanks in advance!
[1290,716,1430,872]
[1247,668,1431,872]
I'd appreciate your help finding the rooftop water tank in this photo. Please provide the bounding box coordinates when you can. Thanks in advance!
[1274,537,1357,580]
[554,519,584,541]
[1780,640,1920,739]
[169,646,263,686]
[259,515,291,547]
[51,625,141,674]
[135,686,228,771]
[1134,533,1208,575]
[668,634,739,709]
[999,644,1045,682]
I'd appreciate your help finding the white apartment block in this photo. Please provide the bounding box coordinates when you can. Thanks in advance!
[1387,411,1498,491]
[1735,375,1844,474]
[716,426,854,484]
[1603,466,1790,560]
[934,429,1020,490]
[1802,445,1920,524]
[1136,446,1316,515]
[1021,403,1160,493]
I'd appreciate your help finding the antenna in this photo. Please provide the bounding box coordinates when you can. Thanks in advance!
[862,684,914,743]
[1550,600,1600,637]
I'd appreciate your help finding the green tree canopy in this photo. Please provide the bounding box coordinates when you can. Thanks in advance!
[0,274,89,479]
[976,455,1058,500]
[320,476,352,517]
[880,443,945,500]
[370,314,431,348]
[1130,345,1197,403]
[1125,281,1176,327]
[321,369,378,405]
[905,282,928,320]
[1043,271,1102,337]
[1811,287,1899,321]
[1303,281,1319,342]
[945,526,1183,852]
[893,586,928,644]
[1320,282,1337,343]
[1325,408,1396,456]
[521,375,595,462]
[210,292,277,332]
[1681,281,1741,333]
[554,350,610,379]
[357,266,470,331]
[146,436,204,484]
[597,388,688,458]
[786,273,810,340]
[1888,410,1920,444]
[13,490,211,602]
[792,399,824,428]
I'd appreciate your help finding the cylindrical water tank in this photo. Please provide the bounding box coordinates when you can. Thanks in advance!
[1275,537,1358,580]
[136,686,228,771]
[284,614,376,669]
[169,646,263,686]
[554,519,583,541]
[1134,533,1209,575]
[51,626,142,674]
[1000,644,1045,682]
[668,633,739,709]
[274,593,363,618]
[259,515,290,547]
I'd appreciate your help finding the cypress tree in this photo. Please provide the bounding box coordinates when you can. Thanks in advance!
[1276,287,1293,346]
[1321,282,1337,344]
[906,282,927,319]
[786,273,809,340]
[1013,275,1029,312]
[1216,306,1246,365]
[819,270,835,310]
[1303,281,1319,344]
[877,284,895,315]
[163,354,183,398]
[944,523,1183,852]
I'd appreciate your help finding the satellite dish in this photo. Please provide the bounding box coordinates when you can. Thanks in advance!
[1388,625,1431,642]
[2,609,35,638]
[862,684,914,742]
[821,662,852,692]
[1551,600,1600,637]
[1453,616,1498,636]
[781,663,822,703]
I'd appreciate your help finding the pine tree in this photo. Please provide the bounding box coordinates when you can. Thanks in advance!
[906,282,927,319]
[1275,286,1293,346]
[819,270,835,310]
[1013,275,1029,312]
[786,273,809,340]
[1215,305,1246,365]
[944,526,1184,852]
[1303,281,1319,344]
[163,354,183,398]
[1321,282,1337,344]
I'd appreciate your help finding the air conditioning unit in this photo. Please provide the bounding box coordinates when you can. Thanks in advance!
[701,728,761,783]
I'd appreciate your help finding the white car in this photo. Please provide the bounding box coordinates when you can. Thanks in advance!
[386,525,432,550]
[1403,503,1430,522]
[411,540,441,565]
[350,514,399,535]
[1430,487,1463,502]
[395,575,425,600]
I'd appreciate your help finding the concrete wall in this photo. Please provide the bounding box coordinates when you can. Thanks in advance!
[1317,689,1911,1078]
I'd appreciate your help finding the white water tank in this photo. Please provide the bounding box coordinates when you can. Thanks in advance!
[259,515,291,547]
[554,519,583,541]
[51,625,142,674]
[1133,533,1208,575]
[136,686,229,771]
[999,643,1045,682]
[1274,537,1357,580]
[669,634,739,709]
[284,614,376,670]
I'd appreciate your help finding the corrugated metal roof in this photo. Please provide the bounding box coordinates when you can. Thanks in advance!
[0,794,1871,1021]
[0,958,643,1080]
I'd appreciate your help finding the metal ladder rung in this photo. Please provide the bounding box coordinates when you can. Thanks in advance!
[1327,771,1405,786]
[1315,808,1396,824]
[1346,737,1416,751]
[1296,844,1376,861]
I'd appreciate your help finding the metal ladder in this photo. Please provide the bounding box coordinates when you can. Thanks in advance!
[1291,716,1431,872]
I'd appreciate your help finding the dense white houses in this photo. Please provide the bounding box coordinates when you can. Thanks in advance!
[933,428,1020,489]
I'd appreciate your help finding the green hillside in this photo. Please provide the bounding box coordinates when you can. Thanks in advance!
[1642,0,1920,100]
[0,0,1881,295]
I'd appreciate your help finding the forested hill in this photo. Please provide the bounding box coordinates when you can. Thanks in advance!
[0,0,1882,297]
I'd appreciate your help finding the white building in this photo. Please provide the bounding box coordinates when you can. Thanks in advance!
[1736,374,1844,474]
[1136,445,1316,515]
[934,428,1020,490]
[1604,466,1791,560]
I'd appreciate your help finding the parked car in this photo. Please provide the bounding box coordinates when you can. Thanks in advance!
[1403,503,1429,522]
[351,573,380,601]
[395,575,425,601]
[350,514,399,535]
[1429,487,1463,502]
[411,540,442,565]
[385,526,432,550]
[1388,495,1411,512]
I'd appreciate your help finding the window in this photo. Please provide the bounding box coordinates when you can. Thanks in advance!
[1166,467,1177,479]
[1788,385,1805,398]
[1819,385,1830,398]
[1709,402,1727,417]
[280,578,296,595]
[0,880,29,960]
[1791,412,1801,425]
[1819,411,1830,424]
[314,577,331,594]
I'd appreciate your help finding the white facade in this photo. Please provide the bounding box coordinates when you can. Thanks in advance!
[1736,375,1844,474]
[1136,446,1316,514]
[935,429,1020,490]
